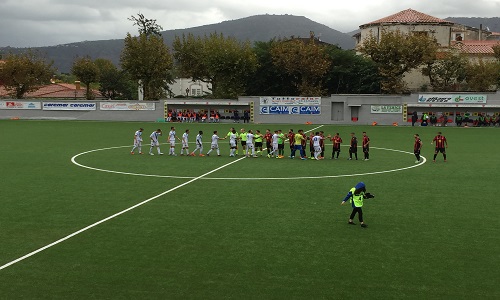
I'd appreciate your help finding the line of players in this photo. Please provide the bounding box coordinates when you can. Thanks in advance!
[131,127,372,161]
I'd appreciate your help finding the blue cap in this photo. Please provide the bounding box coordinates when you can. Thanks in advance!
[355,182,365,189]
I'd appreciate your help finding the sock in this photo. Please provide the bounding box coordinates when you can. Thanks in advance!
[217,149,220,155]
[157,148,161,154]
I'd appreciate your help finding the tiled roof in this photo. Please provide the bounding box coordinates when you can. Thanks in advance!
[0,83,103,99]
[361,8,453,28]
[452,40,500,54]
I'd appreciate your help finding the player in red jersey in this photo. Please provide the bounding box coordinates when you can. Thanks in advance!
[348,132,358,160]
[264,129,273,156]
[362,131,370,161]
[308,132,315,159]
[414,133,423,163]
[319,131,325,158]
[331,133,343,159]
[287,129,295,155]
[301,131,307,158]
[431,131,448,162]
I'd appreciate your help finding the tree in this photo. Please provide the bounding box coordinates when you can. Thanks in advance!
[493,44,500,62]
[0,51,54,99]
[421,50,467,91]
[121,14,173,100]
[71,56,99,100]
[245,40,298,96]
[270,37,331,96]
[128,13,163,37]
[324,46,381,94]
[359,29,438,94]
[173,32,258,98]
[464,58,499,91]
[94,58,136,100]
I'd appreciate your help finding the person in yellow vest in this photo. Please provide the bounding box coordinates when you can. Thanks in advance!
[341,182,374,228]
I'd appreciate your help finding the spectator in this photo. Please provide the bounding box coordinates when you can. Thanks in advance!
[411,111,418,126]
[455,114,462,127]
[243,110,249,123]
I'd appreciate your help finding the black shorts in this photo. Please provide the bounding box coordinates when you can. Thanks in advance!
[241,141,246,146]
[289,144,295,149]
[435,147,446,153]
[414,150,421,155]
[278,144,284,150]
[255,142,263,148]
[333,146,340,152]
[266,141,271,147]
[349,147,358,153]
[363,147,369,152]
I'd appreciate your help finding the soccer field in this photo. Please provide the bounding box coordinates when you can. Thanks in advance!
[0,120,499,299]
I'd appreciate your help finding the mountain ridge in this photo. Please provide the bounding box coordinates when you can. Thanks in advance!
[0,14,355,73]
[2,15,498,74]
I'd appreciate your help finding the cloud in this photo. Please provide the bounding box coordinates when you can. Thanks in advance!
[0,0,498,47]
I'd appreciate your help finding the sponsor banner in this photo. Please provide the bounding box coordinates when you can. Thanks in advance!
[43,102,97,111]
[260,106,321,115]
[100,102,156,111]
[260,96,321,106]
[371,105,402,114]
[418,94,487,104]
[166,101,247,106]
[0,101,41,110]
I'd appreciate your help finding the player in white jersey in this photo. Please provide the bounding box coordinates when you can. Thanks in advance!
[131,128,143,154]
[312,132,324,160]
[190,131,205,156]
[168,126,181,156]
[149,129,164,155]
[206,130,225,156]
[180,129,190,155]
[229,129,238,157]
[267,130,280,158]
[246,130,257,157]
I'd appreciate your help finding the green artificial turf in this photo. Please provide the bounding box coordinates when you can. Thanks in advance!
[0,120,498,299]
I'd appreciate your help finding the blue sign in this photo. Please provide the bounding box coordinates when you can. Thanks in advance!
[260,106,321,115]
[299,106,321,114]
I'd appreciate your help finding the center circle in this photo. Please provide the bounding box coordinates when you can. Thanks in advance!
[71,145,426,180]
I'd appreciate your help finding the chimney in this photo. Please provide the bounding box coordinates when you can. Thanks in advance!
[479,24,482,41]
[75,81,81,90]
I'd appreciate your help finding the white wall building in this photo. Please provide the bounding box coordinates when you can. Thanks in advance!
[166,78,212,98]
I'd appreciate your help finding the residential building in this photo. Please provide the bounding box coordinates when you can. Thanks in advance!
[166,78,212,98]
[0,81,103,99]
[353,8,500,91]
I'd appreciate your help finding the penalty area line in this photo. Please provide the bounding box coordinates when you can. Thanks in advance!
[0,156,246,271]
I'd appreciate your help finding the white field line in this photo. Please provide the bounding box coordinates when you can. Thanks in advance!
[0,156,246,271]
[0,125,324,271]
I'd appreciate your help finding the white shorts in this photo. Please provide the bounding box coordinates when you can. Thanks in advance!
[211,143,219,149]
[134,140,142,146]
[169,140,176,147]
[247,143,254,149]
[272,143,278,151]
[151,141,159,147]
[230,141,237,147]
[182,142,189,148]
[314,145,322,152]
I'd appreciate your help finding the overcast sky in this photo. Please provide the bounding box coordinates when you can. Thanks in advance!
[1,0,498,48]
